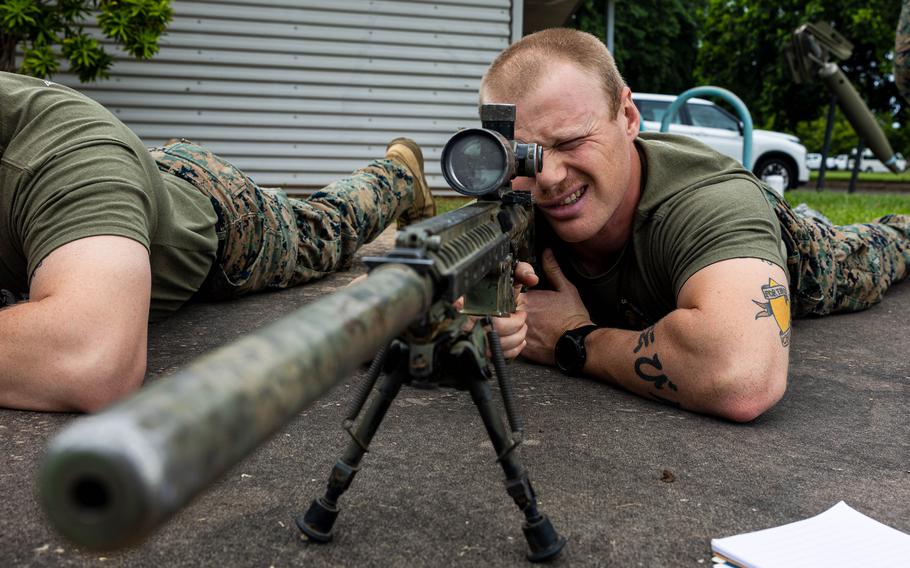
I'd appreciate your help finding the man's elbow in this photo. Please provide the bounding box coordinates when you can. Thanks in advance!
[65,347,147,413]
[711,361,788,423]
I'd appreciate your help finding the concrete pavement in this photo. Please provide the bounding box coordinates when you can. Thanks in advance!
[2,228,908,567]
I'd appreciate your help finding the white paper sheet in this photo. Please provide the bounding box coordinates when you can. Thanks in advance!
[711,501,910,568]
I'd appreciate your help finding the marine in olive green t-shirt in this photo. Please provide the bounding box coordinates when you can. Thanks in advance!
[0,72,218,321]
[546,132,787,330]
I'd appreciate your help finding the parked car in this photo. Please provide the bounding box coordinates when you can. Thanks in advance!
[806,153,821,170]
[833,154,850,171]
[806,152,837,170]
[845,148,906,173]
[633,93,810,189]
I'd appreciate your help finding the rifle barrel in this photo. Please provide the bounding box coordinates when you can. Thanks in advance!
[39,264,431,550]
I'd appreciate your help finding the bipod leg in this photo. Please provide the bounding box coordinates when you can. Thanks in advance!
[483,317,523,440]
[297,366,406,543]
[467,377,566,562]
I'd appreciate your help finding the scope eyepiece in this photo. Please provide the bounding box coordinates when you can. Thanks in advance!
[514,141,543,178]
[440,128,542,197]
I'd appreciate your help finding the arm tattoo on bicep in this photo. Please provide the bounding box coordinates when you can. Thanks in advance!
[752,278,792,347]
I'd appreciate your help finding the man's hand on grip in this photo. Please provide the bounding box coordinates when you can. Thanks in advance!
[520,249,594,365]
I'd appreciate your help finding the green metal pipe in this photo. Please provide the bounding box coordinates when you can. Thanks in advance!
[819,63,903,172]
[660,86,754,167]
[39,264,431,550]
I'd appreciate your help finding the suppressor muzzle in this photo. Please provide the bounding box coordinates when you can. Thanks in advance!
[40,264,431,550]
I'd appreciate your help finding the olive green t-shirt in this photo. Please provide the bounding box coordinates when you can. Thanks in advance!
[550,132,786,330]
[0,72,218,321]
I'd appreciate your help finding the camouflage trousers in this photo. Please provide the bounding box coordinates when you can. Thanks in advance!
[767,190,910,317]
[149,140,416,300]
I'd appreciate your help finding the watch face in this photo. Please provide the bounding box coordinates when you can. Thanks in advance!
[555,325,598,375]
[555,334,581,374]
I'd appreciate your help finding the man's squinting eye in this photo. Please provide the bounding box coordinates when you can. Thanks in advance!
[556,138,584,150]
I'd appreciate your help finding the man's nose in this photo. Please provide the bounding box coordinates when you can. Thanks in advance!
[534,149,567,193]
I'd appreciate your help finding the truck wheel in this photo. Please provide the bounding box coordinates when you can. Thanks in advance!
[754,156,797,190]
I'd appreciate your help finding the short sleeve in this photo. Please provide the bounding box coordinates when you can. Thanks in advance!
[648,179,787,299]
[16,142,156,279]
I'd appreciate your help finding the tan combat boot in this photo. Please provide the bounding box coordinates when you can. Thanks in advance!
[386,137,436,228]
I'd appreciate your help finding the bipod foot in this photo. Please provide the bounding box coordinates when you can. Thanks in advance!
[297,497,339,543]
[297,459,359,543]
[297,371,405,546]
[523,514,567,562]
[507,474,567,562]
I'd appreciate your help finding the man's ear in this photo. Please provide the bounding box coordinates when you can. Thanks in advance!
[619,87,640,137]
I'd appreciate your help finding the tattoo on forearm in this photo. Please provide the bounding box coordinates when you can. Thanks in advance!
[632,326,678,404]
[752,278,791,347]
[634,353,678,392]
[633,326,655,353]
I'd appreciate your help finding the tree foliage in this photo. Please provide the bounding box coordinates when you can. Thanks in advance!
[694,0,903,133]
[793,108,869,155]
[572,0,706,95]
[571,0,907,153]
[0,0,172,82]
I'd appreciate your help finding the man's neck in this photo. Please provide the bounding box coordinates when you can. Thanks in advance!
[570,144,643,275]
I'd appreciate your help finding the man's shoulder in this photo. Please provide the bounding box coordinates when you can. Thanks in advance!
[636,131,748,178]
[637,131,719,154]
[635,132,762,216]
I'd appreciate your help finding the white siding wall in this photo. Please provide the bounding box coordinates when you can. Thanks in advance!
[56,0,517,193]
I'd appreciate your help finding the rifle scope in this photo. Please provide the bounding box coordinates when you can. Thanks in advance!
[441,104,543,197]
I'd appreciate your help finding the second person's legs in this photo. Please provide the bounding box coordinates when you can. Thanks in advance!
[791,214,910,315]
[152,138,434,300]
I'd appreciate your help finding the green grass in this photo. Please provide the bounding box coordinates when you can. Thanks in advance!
[784,190,910,225]
[810,170,910,182]
[436,197,472,215]
[436,192,910,227]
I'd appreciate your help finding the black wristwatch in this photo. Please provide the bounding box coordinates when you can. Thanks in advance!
[554,325,599,376]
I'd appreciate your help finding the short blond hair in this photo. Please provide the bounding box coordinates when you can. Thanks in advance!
[480,28,626,116]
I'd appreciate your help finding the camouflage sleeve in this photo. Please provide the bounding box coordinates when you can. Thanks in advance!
[896,0,910,102]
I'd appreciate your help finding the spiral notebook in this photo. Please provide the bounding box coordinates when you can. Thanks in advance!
[711,501,910,568]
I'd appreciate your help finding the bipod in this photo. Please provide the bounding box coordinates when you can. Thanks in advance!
[297,317,566,562]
